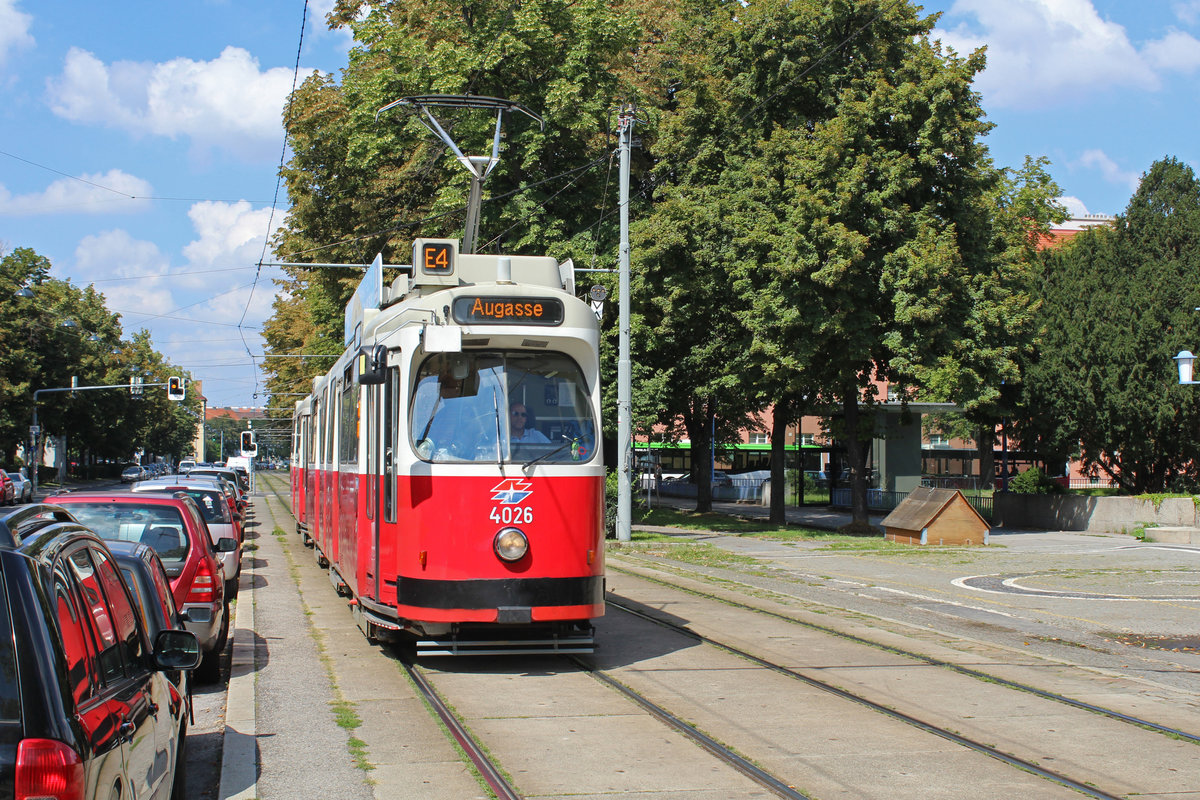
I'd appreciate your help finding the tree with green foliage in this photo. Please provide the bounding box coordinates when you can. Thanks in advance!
[640,0,1005,529]
[921,156,1067,488]
[0,246,200,471]
[1020,157,1200,493]
[266,0,646,401]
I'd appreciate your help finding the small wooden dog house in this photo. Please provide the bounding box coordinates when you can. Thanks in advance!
[881,487,990,546]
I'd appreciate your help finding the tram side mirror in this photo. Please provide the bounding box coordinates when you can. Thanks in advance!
[356,344,387,385]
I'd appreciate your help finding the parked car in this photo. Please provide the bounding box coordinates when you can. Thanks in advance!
[121,465,147,483]
[0,473,13,505]
[188,467,248,511]
[107,538,193,695]
[133,479,243,599]
[5,469,32,503]
[0,504,200,800]
[661,471,732,488]
[45,491,235,683]
[178,459,196,473]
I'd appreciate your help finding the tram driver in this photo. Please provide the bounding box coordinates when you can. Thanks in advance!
[509,403,549,444]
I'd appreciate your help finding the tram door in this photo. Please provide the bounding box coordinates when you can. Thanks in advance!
[364,381,381,600]
[379,365,398,600]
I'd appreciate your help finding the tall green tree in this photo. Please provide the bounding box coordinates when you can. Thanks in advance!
[662,0,1004,529]
[629,0,767,512]
[921,156,1067,488]
[1020,157,1200,492]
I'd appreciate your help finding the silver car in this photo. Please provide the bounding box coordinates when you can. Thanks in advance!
[5,469,32,503]
[133,478,242,599]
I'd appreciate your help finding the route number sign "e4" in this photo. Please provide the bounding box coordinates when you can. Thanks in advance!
[421,242,454,275]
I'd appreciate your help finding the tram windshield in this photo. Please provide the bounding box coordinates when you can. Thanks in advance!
[411,351,596,464]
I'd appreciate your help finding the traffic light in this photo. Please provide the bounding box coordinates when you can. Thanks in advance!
[167,376,185,401]
[240,430,256,455]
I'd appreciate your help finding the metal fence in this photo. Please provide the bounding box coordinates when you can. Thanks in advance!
[833,487,994,521]
[652,475,770,502]
[648,474,997,521]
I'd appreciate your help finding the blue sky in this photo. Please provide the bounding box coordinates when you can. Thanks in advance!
[2,0,1199,408]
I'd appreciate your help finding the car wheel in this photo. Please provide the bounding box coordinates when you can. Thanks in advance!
[195,646,222,684]
[196,604,230,684]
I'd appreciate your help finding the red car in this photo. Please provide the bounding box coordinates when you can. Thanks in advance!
[0,473,14,505]
[48,491,237,683]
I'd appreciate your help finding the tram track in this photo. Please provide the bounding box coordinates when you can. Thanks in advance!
[400,658,523,800]
[598,553,1200,798]
[607,557,1200,746]
[263,473,810,798]
[600,596,1126,800]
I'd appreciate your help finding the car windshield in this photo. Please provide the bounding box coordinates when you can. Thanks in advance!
[410,350,596,464]
[62,503,190,567]
[178,489,229,524]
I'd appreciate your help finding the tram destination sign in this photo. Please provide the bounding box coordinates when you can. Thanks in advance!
[452,296,564,326]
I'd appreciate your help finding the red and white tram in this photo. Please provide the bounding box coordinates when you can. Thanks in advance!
[291,238,604,654]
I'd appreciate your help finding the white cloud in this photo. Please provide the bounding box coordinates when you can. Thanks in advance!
[1175,1,1200,25]
[1143,29,1200,72]
[1058,195,1090,216]
[183,201,276,270]
[0,170,153,216]
[1077,149,1142,191]
[0,0,33,71]
[46,46,299,161]
[938,0,1159,106]
[74,230,176,316]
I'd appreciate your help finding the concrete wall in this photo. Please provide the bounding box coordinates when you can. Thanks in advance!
[993,494,1198,533]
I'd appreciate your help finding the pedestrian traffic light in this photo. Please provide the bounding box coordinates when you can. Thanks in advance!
[240,430,256,455]
[167,376,185,401]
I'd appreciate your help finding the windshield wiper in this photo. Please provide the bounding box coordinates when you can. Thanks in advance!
[522,436,575,471]
[491,387,503,465]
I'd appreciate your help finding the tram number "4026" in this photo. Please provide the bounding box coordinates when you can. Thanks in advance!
[490,506,533,524]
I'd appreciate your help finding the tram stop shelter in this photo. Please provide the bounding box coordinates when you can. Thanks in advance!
[881,486,989,546]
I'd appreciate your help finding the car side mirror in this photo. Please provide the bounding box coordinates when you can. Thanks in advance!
[153,629,201,671]
[216,537,238,553]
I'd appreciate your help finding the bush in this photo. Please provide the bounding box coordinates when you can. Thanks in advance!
[1008,466,1064,494]
[604,470,619,538]
[605,470,647,538]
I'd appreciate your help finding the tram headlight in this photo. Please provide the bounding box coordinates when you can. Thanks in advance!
[494,527,529,562]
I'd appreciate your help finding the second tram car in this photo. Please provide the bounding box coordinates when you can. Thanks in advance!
[291,238,604,654]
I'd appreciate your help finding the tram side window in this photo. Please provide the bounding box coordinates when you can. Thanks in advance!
[410,351,596,464]
[324,386,335,468]
[340,377,359,464]
[310,401,320,468]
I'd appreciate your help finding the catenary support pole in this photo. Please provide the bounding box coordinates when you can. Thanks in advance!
[616,106,634,542]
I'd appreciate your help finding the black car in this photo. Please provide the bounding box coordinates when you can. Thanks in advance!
[106,539,192,701]
[0,504,200,800]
